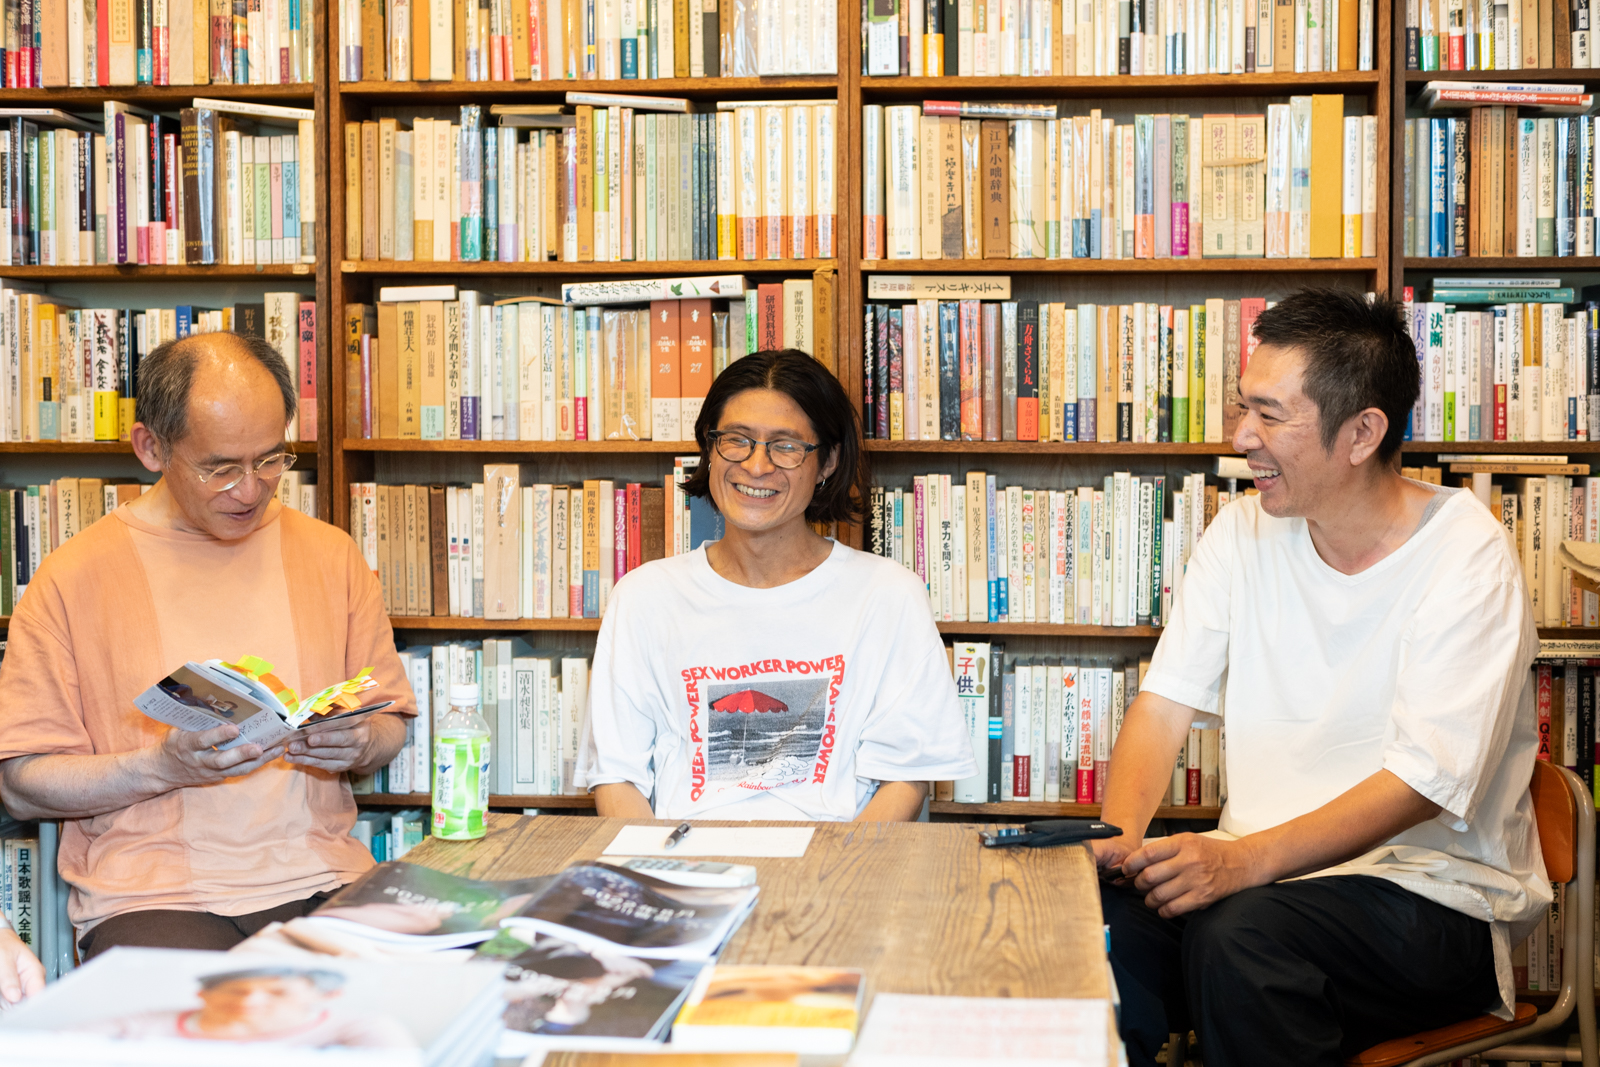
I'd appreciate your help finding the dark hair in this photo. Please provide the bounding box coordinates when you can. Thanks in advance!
[1249,288,1419,463]
[681,350,867,525]
[138,331,296,453]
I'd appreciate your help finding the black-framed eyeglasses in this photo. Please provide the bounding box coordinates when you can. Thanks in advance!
[707,431,819,470]
[189,451,297,493]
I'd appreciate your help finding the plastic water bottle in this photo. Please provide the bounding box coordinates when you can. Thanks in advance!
[432,683,490,840]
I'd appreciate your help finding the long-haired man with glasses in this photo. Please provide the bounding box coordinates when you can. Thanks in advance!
[577,349,976,823]
[0,332,415,962]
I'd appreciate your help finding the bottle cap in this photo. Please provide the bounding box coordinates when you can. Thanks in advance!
[450,683,481,705]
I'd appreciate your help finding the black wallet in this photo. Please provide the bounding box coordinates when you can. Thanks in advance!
[978,819,1122,849]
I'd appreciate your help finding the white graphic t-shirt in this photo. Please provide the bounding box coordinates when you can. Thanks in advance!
[578,540,978,820]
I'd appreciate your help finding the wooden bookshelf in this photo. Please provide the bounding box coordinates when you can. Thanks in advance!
[929,801,1222,819]
[339,259,833,275]
[343,439,694,453]
[0,442,319,455]
[358,792,597,809]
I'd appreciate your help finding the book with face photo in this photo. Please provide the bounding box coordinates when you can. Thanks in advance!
[0,947,506,1067]
[473,927,709,1056]
[300,861,558,948]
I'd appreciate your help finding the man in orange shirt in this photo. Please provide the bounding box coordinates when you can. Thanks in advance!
[0,332,414,959]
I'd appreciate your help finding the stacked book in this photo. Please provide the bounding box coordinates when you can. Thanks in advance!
[863,96,1374,262]
[1403,88,1600,259]
[350,462,722,624]
[349,277,827,442]
[868,468,1246,627]
[350,809,428,860]
[1402,283,1598,443]
[862,0,1374,75]
[862,285,1268,445]
[1,287,318,443]
[339,0,838,80]
[1481,458,1600,627]
[7,0,316,86]
[1405,0,1600,69]
[1,476,315,615]
[345,97,837,264]
[3,101,316,268]
[937,643,1223,806]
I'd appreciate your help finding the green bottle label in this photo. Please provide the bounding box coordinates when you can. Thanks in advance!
[432,734,490,840]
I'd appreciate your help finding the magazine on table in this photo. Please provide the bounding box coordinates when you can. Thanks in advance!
[133,656,392,750]
[305,860,759,959]
[0,947,505,1067]
[473,927,709,1056]
[670,964,866,1054]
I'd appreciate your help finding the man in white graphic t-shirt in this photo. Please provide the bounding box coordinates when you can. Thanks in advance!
[1093,288,1549,1067]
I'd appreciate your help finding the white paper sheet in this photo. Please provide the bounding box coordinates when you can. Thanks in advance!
[601,825,815,858]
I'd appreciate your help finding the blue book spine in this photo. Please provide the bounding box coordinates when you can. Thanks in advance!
[999,673,1014,800]
[938,301,959,439]
[175,306,193,337]
[1072,217,1088,259]
[985,473,999,623]
[482,129,499,262]
[621,38,638,78]
[461,396,479,440]
[1078,308,1096,441]
[460,106,484,262]
[1090,206,1101,259]
[1557,118,1574,258]
[584,571,599,617]
[282,157,298,253]
[1063,400,1076,441]
[1429,119,1449,258]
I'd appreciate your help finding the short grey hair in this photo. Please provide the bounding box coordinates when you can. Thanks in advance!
[138,331,296,452]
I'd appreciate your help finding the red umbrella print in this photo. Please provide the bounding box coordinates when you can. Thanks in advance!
[711,689,789,714]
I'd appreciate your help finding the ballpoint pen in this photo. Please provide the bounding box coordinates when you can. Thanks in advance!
[664,822,692,849]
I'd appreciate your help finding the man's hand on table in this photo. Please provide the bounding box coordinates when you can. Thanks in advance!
[1120,833,1266,918]
[155,723,287,787]
[0,926,44,1005]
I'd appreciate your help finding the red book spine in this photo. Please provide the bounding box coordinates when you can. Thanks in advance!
[298,301,317,440]
[757,283,782,350]
[1187,766,1201,805]
[1013,755,1029,797]
[1536,664,1553,761]
[360,335,373,438]
[574,397,587,440]
[958,299,980,439]
[626,483,642,572]
[614,487,627,581]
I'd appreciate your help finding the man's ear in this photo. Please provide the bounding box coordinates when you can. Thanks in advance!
[1346,407,1390,468]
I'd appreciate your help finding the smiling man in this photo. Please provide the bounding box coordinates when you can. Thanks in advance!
[0,332,413,960]
[1092,289,1549,1067]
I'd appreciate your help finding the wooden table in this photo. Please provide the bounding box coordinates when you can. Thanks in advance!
[406,814,1116,1065]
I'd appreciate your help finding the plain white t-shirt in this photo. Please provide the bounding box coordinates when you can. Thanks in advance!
[578,539,978,820]
[1141,486,1550,1018]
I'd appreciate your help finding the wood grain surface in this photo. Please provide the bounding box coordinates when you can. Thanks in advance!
[405,814,1109,1003]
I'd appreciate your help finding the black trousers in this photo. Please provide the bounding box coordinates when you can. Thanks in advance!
[1102,874,1501,1067]
[78,890,334,960]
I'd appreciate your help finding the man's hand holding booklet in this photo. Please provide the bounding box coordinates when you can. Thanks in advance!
[133,655,393,750]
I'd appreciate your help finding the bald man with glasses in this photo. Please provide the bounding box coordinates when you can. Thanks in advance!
[0,332,414,961]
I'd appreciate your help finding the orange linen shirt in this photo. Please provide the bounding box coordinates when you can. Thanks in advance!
[0,500,416,932]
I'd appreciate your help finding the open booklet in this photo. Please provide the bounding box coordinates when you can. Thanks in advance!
[133,656,393,750]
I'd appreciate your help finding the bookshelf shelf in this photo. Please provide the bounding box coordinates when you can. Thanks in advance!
[1404,257,1600,270]
[929,801,1222,819]
[341,259,834,275]
[344,438,693,452]
[0,85,315,106]
[335,76,839,101]
[858,71,1382,98]
[935,623,1163,636]
[865,440,1239,454]
[0,264,315,279]
[356,792,596,808]
[0,441,318,454]
[390,617,603,631]
[1402,69,1597,82]
[860,257,1379,274]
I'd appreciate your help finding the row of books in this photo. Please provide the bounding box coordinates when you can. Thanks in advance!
[356,639,593,797]
[346,99,837,265]
[862,296,1267,445]
[1402,296,1598,444]
[868,471,1243,627]
[350,467,722,622]
[863,97,1374,263]
[349,809,427,860]
[1535,660,1600,798]
[1403,109,1600,260]
[348,278,827,442]
[0,830,36,957]
[1498,472,1600,629]
[4,103,316,268]
[10,0,314,86]
[1404,0,1600,69]
[1,290,318,444]
[861,0,1375,76]
[0,473,314,615]
[339,0,838,80]
[936,643,1224,806]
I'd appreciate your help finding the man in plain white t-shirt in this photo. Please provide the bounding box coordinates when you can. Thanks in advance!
[1093,289,1549,1067]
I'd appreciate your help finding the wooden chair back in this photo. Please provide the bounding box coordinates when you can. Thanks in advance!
[1531,759,1577,884]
